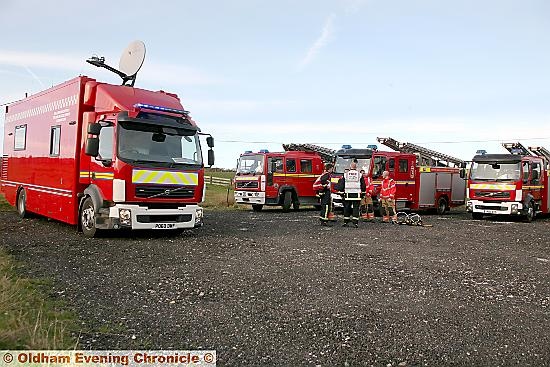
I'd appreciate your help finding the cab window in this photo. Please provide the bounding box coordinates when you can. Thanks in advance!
[286,159,296,173]
[300,159,313,173]
[522,161,530,182]
[373,156,387,178]
[399,159,408,173]
[532,162,541,184]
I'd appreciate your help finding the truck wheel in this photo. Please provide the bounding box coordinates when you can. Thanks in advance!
[472,212,483,220]
[252,204,263,212]
[282,191,292,212]
[80,197,98,238]
[17,188,29,218]
[436,197,448,215]
[292,200,300,211]
[524,201,535,223]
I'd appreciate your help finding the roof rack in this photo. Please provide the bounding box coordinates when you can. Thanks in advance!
[282,143,336,163]
[377,137,464,167]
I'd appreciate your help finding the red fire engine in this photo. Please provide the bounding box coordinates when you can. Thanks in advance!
[0,42,214,237]
[233,149,324,211]
[285,138,466,214]
[465,142,550,222]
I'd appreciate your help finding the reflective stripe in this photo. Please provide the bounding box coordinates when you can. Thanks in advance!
[470,183,516,190]
[132,169,199,185]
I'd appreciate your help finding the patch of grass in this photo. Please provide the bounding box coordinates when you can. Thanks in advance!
[0,195,13,212]
[0,250,77,349]
[203,184,242,210]
[205,169,236,180]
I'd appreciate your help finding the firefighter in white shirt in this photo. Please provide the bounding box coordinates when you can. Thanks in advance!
[335,162,366,227]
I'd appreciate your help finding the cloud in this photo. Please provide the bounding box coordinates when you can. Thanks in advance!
[0,49,223,86]
[299,14,336,69]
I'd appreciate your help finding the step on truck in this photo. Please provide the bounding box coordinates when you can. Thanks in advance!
[465,142,549,221]
[0,41,215,237]
[233,149,324,211]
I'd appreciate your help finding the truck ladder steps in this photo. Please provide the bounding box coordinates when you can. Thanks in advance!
[283,143,336,163]
[501,142,534,156]
[377,137,464,167]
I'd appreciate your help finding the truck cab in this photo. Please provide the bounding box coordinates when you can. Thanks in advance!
[234,150,324,212]
[466,153,545,221]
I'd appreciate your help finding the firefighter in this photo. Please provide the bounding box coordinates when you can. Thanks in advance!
[313,163,334,226]
[360,170,375,221]
[380,170,397,223]
[336,162,366,228]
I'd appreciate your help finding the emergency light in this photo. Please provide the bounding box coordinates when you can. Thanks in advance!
[259,149,269,153]
[476,150,487,155]
[367,144,378,150]
[244,150,253,154]
[134,103,189,115]
[341,145,352,149]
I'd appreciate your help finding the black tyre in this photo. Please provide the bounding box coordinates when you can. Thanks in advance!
[292,200,300,211]
[80,197,98,238]
[252,204,263,212]
[16,188,29,218]
[282,191,292,212]
[436,197,448,215]
[472,212,483,220]
[524,201,535,223]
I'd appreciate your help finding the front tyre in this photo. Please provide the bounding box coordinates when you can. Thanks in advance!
[17,188,29,218]
[524,201,535,223]
[252,204,263,212]
[80,197,98,238]
[282,191,292,212]
[472,212,483,220]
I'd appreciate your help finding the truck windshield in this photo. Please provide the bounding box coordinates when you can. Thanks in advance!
[334,157,371,174]
[470,161,521,181]
[236,155,264,175]
[117,121,202,166]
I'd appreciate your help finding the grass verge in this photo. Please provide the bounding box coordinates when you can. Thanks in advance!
[0,249,77,349]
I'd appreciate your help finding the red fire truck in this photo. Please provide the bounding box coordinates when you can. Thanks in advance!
[465,142,550,222]
[0,42,214,237]
[285,138,466,214]
[233,150,324,211]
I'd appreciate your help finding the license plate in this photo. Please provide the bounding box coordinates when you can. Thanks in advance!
[154,223,176,229]
[483,210,498,214]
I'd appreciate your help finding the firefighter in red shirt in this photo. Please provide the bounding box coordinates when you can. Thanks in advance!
[360,170,375,221]
[380,170,397,223]
[313,163,334,226]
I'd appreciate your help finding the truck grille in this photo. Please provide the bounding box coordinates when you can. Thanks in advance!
[475,191,510,199]
[135,185,195,199]
[236,181,259,189]
[474,205,507,211]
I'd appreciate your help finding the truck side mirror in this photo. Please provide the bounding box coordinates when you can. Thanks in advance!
[206,136,214,148]
[87,123,102,135]
[459,168,466,179]
[85,137,100,157]
[207,149,215,167]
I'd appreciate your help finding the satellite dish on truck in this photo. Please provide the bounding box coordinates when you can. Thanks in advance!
[86,40,146,87]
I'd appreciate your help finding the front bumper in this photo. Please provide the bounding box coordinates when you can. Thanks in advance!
[467,200,523,215]
[234,191,265,205]
[96,203,203,230]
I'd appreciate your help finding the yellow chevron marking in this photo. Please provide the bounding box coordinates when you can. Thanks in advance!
[470,183,515,190]
[132,169,199,185]
[235,176,258,181]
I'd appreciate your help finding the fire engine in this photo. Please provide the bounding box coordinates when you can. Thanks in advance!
[233,149,324,211]
[285,138,466,214]
[0,41,215,237]
[465,142,550,221]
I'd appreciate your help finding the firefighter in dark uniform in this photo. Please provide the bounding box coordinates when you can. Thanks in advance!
[335,162,366,228]
[313,163,334,226]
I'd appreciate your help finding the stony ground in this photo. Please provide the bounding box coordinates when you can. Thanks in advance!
[1,207,549,366]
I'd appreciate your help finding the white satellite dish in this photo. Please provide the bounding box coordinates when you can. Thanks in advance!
[119,40,146,77]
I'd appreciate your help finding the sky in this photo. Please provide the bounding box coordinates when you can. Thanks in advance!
[1,0,550,169]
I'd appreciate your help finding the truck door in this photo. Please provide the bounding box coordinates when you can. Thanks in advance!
[89,121,115,199]
[530,161,543,205]
[285,157,297,193]
[266,157,284,200]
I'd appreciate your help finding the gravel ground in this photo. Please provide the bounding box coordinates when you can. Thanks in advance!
[1,208,550,366]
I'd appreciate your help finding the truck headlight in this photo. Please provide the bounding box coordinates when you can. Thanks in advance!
[119,209,132,226]
[511,204,518,214]
[195,208,203,225]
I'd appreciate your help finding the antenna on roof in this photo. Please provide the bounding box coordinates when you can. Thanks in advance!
[86,40,146,87]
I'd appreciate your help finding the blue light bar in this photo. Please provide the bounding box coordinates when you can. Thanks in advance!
[134,103,189,115]
[367,144,378,150]
[476,149,487,155]
[259,149,269,153]
[341,145,352,149]
[244,150,253,154]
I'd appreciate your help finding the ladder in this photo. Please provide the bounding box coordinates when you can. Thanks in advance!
[501,142,534,156]
[528,146,550,169]
[282,143,336,163]
[377,137,464,167]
